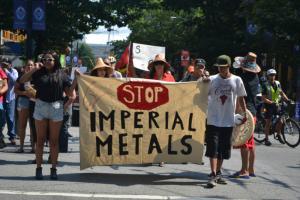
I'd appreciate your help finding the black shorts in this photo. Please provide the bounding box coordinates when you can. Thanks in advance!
[264,104,278,119]
[205,125,233,160]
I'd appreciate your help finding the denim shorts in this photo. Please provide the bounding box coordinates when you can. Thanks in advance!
[17,96,30,111]
[33,99,64,121]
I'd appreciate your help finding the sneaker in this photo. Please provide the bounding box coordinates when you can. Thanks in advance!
[159,162,165,167]
[35,167,43,180]
[216,174,227,185]
[265,140,272,146]
[276,134,285,144]
[208,171,221,177]
[206,175,217,188]
[50,168,58,180]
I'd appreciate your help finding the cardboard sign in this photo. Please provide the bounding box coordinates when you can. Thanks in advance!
[132,43,165,71]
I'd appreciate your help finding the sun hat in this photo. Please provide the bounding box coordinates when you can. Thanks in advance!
[214,55,231,67]
[90,58,113,75]
[148,53,170,70]
[240,52,261,73]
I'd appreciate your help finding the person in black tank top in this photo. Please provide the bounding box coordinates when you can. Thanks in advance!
[19,51,75,180]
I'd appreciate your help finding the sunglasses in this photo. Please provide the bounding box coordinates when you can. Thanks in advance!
[42,58,55,62]
[195,64,205,69]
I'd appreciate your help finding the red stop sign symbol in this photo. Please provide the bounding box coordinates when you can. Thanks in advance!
[117,82,169,110]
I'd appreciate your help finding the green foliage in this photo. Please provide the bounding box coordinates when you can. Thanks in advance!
[110,40,129,59]
[78,43,95,69]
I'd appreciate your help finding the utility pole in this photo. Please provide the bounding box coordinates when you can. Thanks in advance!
[26,0,33,59]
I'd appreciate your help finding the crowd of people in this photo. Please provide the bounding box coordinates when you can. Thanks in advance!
[0,50,292,187]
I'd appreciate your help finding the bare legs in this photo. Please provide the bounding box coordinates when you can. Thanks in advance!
[35,119,62,168]
[17,108,29,151]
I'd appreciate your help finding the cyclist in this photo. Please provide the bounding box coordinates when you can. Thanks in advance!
[262,69,291,146]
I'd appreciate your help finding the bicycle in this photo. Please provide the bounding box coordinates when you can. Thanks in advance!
[254,101,300,148]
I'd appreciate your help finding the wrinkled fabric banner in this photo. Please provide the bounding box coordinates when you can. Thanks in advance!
[78,74,208,170]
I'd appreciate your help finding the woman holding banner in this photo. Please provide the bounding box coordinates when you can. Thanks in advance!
[148,54,175,82]
[148,54,175,167]
[90,58,114,78]
[20,51,74,180]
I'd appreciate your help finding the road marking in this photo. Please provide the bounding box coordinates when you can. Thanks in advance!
[0,190,185,199]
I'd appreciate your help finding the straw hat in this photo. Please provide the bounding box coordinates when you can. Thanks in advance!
[234,52,261,74]
[148,53,170,70]
[90,58,113,75]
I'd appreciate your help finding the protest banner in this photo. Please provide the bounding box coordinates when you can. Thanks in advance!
[78,75,208,170]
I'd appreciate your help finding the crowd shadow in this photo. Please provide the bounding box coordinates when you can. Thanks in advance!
[0,170,208,187]
[222,167,299,193]
[0,159,31,165]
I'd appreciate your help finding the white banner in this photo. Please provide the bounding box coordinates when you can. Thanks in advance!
[132,43,165,71]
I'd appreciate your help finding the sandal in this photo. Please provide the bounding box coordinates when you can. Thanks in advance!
[229,171,250,179]
[249,173,256,177]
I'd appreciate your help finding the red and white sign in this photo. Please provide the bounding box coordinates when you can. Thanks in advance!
[180,50,190,67]
[117,81,169,110]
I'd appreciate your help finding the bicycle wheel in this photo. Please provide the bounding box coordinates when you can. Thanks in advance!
[282,118,300,148]
[254,118,266,143]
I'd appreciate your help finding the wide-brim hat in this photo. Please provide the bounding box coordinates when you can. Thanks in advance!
[240,52,261,74]
[148,53,170,70]
[90,58,113,75]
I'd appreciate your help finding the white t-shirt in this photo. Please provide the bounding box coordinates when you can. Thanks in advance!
[207,74,247,127]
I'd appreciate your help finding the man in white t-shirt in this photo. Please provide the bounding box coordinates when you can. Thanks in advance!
[205,55,247,188]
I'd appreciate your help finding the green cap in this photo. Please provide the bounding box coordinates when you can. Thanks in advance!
[214,55,231,67]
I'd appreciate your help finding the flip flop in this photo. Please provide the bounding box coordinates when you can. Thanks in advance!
[229,171,250,179]
[249,173,256,177]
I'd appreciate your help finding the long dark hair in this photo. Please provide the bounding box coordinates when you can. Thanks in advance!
[42,50,62,72]
[149,61,168,79]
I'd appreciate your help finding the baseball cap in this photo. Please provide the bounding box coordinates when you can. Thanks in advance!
[195,58,206,68]
[214,55,231,67]
[267,69,276,76]
[1,57,12,66]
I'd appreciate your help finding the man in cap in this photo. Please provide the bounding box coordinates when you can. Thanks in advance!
[105,56,122,78]
[230,52,261,178]
[0,58,18,145]
[205,55,247,188]
[0,59,8,148]
[262,68,291,146]
[181,58,208,82]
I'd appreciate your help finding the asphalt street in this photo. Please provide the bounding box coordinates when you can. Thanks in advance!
[0,126,299,200]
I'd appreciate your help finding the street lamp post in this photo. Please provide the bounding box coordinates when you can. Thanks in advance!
[26,0,33,59]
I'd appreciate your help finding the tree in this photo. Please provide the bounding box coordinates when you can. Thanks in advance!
[0,0,155,56]
[78,43,95,70]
